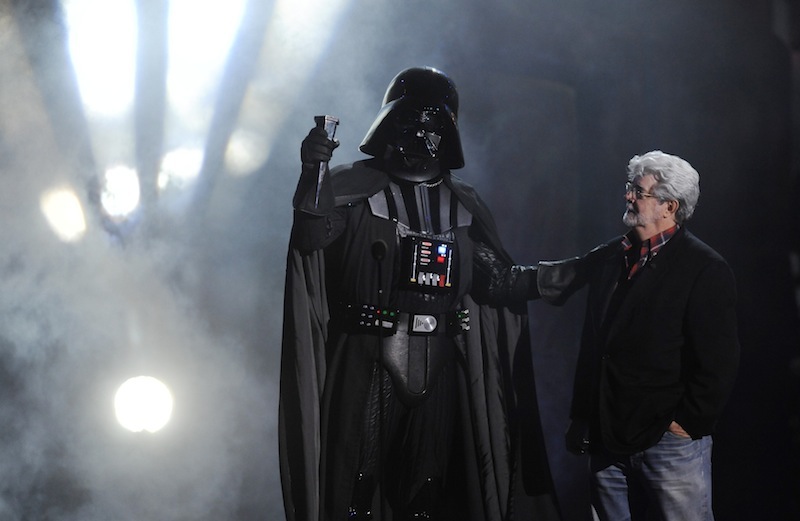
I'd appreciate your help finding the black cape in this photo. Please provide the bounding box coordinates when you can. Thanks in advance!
[279,160,560,520]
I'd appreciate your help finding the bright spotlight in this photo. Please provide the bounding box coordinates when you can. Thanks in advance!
[40,187,88,242]
[114,376,174,433]
[61,0,138,117]
[158,147,204,190]
[167,0,247,114]
[100,165,141,220]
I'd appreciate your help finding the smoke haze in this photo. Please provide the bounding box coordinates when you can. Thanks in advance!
[2,1,799,520]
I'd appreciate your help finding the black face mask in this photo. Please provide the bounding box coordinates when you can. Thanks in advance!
[391,107,447,161]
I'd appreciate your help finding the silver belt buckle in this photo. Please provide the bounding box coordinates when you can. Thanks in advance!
[411,314,438,334]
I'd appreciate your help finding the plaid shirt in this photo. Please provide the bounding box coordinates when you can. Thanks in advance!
[622,225,679,280]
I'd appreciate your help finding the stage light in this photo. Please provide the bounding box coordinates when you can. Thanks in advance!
[40,187,88,243]
[114,376,174,433]
[61,0,138,118]
[166,0,247,119]
[158,147,204,191]
[100,165,140,220]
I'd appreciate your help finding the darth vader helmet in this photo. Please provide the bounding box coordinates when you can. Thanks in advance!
[360,66,464,170]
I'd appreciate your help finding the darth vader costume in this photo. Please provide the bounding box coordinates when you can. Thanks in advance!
[279,67,559,521]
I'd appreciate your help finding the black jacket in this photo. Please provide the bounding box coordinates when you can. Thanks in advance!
[538,227,740,454]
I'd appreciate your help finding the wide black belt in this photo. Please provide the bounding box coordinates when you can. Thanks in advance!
[339,303,470,337]
[337,304,471,407]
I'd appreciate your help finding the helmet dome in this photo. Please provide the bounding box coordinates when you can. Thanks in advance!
[360,66,464,169]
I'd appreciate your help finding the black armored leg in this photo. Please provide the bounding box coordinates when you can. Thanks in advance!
[348,473,376,520]
[405,477,443,520]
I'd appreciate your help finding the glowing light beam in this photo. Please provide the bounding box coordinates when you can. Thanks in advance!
[166,0,247,123]
[62,0,138,118]
[223,0,354,176]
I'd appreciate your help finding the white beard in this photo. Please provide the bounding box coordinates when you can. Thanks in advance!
[623,205,664,232]
[622,209,640,227]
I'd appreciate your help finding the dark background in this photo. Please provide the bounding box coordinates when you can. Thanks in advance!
[1,0,799,520]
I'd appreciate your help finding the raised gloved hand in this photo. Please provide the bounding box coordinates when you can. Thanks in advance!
[294,127,339,214]
[301,126,339,166]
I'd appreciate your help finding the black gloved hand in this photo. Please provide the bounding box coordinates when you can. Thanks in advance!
[301,126,339,165]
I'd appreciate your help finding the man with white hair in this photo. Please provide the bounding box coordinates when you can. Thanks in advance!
[535,150,740,520]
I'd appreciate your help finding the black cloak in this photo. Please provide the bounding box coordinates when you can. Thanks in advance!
[279,160,559,521]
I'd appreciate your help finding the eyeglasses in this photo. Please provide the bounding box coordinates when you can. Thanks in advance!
[625,182,657,200]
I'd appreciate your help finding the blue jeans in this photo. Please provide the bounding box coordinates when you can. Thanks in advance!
[590,432,714,521]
